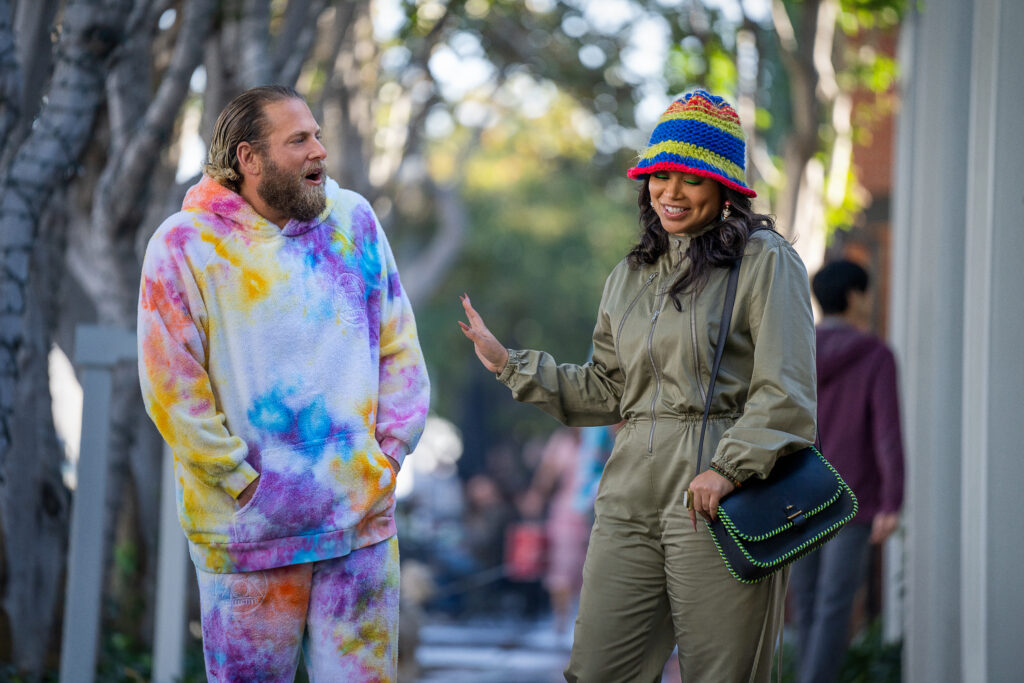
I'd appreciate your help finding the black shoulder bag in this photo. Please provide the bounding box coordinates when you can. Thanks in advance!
[693,257,858,584]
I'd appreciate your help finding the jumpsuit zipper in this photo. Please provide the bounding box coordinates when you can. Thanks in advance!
[647,288,668,453]
[690,290,707,404]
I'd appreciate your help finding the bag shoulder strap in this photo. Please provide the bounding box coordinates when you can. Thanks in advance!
[695,256,742,473]
[691,252,786,683]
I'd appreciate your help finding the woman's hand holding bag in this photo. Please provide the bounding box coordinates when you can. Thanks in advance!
[687,469,735,530]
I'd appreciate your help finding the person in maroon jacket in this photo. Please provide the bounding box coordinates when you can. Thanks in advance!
[790,259,905,683]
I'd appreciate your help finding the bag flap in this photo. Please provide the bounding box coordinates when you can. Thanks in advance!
[717,447,845,541]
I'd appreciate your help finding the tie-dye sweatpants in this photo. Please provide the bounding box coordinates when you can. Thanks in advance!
[195,536,399,682]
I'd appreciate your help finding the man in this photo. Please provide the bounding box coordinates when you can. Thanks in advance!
[790,259,905,683]
[138,85,429,681]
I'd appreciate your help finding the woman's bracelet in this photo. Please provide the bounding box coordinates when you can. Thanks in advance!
[709,462,742,488]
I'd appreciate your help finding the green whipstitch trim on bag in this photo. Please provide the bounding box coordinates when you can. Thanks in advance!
[706,449,860,584]
[718,449,849,542]
[717,491,857,569]
[720,487,844,542]
[705,525,764,584]
[705,524,847,584]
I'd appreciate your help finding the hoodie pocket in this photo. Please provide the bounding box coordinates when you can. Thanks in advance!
[230,436,347,543]
[352,433,400,519]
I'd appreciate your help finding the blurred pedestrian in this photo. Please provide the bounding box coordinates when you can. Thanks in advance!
[138,85,429,681]
[459,90,817,682]
[464,473,516,575]
[789,259,905,683]
[520,427,591,634]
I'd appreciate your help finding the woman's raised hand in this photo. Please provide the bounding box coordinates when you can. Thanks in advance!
[459,294,509,374]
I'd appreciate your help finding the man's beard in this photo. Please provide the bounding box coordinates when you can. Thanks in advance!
[256,155,326,222]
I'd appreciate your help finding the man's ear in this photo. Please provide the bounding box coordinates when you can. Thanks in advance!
[236,141,261,178]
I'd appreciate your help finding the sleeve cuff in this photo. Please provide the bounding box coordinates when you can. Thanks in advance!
[379,436,408,470]
[221,460,259,499]
[710,458,750,485]
[496,348,521,383]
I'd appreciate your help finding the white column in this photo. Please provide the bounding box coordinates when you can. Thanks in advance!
[890,1,974,681]
[152,444,188,683]
[60,325,188,683]
[60,326,138,683]
[961,1,1024,681]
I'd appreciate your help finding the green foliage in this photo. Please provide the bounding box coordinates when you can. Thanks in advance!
[667,43,708,87]
[837,620,902,683]
[771,619,902,683]
[840,0,909,18]
[0,665,57,682]
[706,45,739,95]
[771,638,799,682]
[95,632,152,683]
[417,105,635,441]
[112,541,138,579]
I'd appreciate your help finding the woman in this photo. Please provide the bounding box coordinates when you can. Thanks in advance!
[460,90,816,682]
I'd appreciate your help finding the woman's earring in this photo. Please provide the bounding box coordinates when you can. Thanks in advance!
[650,200,655,208]
[721,201,732,220]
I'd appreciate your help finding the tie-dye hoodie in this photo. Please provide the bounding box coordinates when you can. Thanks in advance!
[138,175,429,574]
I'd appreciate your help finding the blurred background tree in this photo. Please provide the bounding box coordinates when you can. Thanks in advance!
[0,0,902,675]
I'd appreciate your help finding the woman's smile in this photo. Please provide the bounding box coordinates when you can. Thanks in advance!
[649,170,722,234]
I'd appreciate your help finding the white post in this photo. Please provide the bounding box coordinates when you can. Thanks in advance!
[152,443,188,682]
[60,325,138,683]
[891,2,975,681]
[961,1,1024,680]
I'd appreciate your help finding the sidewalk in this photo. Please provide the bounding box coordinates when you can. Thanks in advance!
[411,614,573,683]
[409,612,683,683]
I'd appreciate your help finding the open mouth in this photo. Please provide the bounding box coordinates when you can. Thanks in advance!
[304,169,323,184]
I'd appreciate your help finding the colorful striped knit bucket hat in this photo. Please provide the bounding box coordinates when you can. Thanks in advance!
[627,89,755,197]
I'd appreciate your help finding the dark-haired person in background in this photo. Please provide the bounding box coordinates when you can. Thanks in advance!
[790,259,905,683]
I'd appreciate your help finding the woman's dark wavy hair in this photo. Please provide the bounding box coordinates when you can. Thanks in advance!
[627,178,777,310]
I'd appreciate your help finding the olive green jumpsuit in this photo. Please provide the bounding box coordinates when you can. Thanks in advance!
[496,230,817,682]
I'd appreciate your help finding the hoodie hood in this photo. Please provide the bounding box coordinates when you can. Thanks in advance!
[182,175,339,238]
[815,321,885,386]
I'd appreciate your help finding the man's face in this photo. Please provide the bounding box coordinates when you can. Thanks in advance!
[254,98,328,222]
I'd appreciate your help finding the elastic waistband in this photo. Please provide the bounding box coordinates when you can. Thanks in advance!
[627,412,741,424]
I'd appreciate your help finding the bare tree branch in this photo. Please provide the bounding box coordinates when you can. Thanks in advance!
[771,0,798,53]
[2,0,61,168]
[0,0,20,155]
[105,1,158,151]
[309,1,357,121]
[12,0,60,117]
[399,126,481,306]
[97,0,215,237]
[239,0,271,86]
[401,179,468,307]
[325,2,376,198]
[771,0,825,235]
[273,0,330,86]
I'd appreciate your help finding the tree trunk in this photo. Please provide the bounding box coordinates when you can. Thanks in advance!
[0,0,131,671]
[0,203,72,671]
